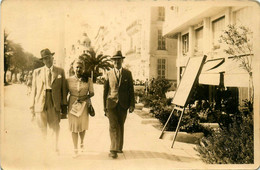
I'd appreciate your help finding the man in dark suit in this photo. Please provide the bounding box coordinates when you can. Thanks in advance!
[103,51,135,159]
[30,48,67,153]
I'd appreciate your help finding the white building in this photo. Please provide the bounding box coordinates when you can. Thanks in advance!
[163,2,260,105]
[93,6,178,84]
[64,32,91,76]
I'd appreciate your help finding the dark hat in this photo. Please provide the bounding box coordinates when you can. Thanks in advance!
[111,50,125,60]
[40,48,55,60]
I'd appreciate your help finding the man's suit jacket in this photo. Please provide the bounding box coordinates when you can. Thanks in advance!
[30,66,67,113]
[103,68,135,110]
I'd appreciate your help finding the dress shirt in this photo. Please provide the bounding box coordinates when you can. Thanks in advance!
[45,65,53,89]
[114,68,122,80]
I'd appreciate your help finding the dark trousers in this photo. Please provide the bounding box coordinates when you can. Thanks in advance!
[107,104,127,152]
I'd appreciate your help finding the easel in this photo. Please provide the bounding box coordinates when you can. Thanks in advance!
[159,55,207,148]
[159,105,185,148]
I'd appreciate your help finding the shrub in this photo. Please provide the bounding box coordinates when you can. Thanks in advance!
[149,78,172,98]
[195,101,253,164]
[151,99,212,135]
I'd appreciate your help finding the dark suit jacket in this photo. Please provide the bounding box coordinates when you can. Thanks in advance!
[30,66,67,113]
[103,68,135,110]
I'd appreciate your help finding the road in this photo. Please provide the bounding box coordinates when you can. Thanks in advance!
[1,84,204,170]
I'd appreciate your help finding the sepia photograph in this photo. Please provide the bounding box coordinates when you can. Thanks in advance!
[1,0,259,169]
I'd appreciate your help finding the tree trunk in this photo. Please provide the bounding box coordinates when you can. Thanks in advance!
[249,73,254,104]
[4,71,7,84]
[10,71,14,82]
[14,72,18,83]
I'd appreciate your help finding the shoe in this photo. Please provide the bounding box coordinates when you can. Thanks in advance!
[117,150,123,153]
[72,149,79,158]
[80,144,85,152]
[108,152,118,159]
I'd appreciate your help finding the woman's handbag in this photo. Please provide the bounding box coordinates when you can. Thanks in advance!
[87,98,95,117]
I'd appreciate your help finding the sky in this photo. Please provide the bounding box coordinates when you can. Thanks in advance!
[1,0,132,58]
[3,0,256,59]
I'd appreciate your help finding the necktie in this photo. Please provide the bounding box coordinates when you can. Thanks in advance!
[115,69,120,83]
[48,69,52,86]
[117,70,120,79]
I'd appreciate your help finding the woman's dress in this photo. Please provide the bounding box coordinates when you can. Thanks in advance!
[67,76,94,132]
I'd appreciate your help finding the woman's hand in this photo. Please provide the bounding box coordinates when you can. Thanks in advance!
[77,95,90,102]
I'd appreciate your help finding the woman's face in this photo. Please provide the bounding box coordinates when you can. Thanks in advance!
[73,62,84,77]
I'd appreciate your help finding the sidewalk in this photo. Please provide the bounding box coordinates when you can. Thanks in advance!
[1,84,205,170]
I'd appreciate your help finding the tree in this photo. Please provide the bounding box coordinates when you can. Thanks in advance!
[220,24,254,103]
[24,52,44,71]
[4,31,13,85]
[8,42,26,82]
[4,31,43,84]
[80,48,113,82]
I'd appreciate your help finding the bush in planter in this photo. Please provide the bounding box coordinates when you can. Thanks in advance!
[180,110,213,136]
[145,78,211,135]
[141,78,172,107]
[149,78,172,98]
[153,101,213,136]
[195,101,253,164]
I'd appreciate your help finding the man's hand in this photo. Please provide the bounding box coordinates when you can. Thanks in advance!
[61,105,68,119]
[129,106,134,113]
[61,113,67,119]
[104,108,107,116]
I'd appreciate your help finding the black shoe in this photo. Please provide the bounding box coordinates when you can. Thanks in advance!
[117,150,123,153]
[108,152,118,159]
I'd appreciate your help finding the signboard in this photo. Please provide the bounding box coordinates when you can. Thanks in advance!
[172,55,207,107]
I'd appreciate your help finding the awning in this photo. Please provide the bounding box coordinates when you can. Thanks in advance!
[199,58,225,85]
[224,58,249,87]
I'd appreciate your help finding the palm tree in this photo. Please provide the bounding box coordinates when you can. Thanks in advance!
[80,48,113,82]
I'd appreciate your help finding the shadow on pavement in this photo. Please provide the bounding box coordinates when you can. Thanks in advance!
[74,150,199,162]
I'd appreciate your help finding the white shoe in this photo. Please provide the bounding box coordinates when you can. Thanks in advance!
[72,149,79,158]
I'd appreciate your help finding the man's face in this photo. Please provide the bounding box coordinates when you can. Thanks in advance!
[42,55,54,68]
[112,58,123,69]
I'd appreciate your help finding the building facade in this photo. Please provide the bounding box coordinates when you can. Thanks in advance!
[93,6,178,84]
[64,32,91,76]
[163,3,259,105]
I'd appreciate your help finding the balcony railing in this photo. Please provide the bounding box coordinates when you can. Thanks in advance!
[126,20,141,32]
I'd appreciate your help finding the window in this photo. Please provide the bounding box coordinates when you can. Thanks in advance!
[157,59,166,79]
[212,16,225,48]
[158,7,165,21]
[195,27,203,53]
[158,30,166,50]
[182,34,189,55]
[180,66,185,80]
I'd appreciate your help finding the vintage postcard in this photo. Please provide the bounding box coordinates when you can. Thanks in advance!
[1,0,259,169]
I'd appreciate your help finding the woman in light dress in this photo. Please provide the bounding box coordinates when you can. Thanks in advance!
[66,58,94,158]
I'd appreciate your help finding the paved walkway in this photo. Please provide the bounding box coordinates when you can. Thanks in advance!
[1,84,205,170]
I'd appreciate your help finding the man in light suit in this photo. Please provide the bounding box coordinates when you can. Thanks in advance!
[103,51,135,159]
[30,48,67,153]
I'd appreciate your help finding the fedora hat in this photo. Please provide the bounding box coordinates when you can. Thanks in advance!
[40,48,55,60]
[111,51,125,60]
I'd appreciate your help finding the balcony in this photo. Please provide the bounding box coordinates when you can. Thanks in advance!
[126,20,141,36]
[126,48,136,55]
